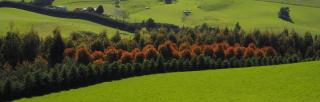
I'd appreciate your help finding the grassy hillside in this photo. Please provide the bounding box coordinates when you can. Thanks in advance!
[0,8,131,37]
[259,0,320,8]
[50,0,320,33]
[16,61,320,102]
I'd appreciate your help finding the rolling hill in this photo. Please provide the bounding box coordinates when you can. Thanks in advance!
[50,0,320,33]
[0,7,131,37]
[16,61,320,102]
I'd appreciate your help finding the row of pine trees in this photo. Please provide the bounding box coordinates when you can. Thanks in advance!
[1,23,320,100]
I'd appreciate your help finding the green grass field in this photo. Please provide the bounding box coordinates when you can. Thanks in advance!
[16,61,320,102]
[49,0,320,33]
[0,8,131,37]
[2,0,320,34]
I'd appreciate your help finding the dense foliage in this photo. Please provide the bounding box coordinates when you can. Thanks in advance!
[1,23,320,101]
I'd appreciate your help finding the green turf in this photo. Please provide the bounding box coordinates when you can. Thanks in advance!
[0,8,131,37]
[16,61,320,102]
[49,0,320,33]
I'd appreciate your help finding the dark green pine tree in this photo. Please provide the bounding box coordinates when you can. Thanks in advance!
[156,55,165,72]
[22,29,40,62]
[49,28,66,66]
[1,31,21,67]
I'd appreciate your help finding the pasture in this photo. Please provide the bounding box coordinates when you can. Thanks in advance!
[49,0,320,33]
[16,61,320,102]
[0,8,131,37]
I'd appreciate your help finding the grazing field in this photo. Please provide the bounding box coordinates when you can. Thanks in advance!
[16,61,320,102]
[0,8,131,37]
[49,0,320,33]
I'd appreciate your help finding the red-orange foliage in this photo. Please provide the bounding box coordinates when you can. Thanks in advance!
[191,44,202,55]
[234,46,245,58]
[248,43,257,50]
[244,47,255,58]
[255,49,265,57]
[64,41,277,64]
[144,45,159,60]
[91,51,104,61]
[158,41,179,59]
[131,48,141,57]
[203,45,214,58]
[214,44,225,59]
[179,43,191,51]
[117,49,125,60]
[75,47,92,64]
[220,42,230,50]
[64,48,75,58]
[120,51,133,64]
[172,49,180,59]
[262,47,277,57]
[225,47,235,58]
[142,44,155,52]
[134,52,145,63]
[93,59,104,65]
[104,46,118,62]
[180,49,194,60]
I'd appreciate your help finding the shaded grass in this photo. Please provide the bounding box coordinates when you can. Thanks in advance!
[16,61,320,102]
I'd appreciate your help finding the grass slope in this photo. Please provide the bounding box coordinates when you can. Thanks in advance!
[16,61,320,102]
[0,8,131,37]
[49,0,320,33]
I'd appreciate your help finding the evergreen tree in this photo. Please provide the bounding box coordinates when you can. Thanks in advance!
[111,31,121,43]
[22,29,40,62]
[48,28,65,66]
[146,18,156,30]
[109,62,120,78]
[156,55,165,72]
[1,31,21,67]
[182,60,190,71]
[24,74,36,95]
[190,56,198,70]
[197,55,206,69]
[91,40,105,51]
[278,7,293,22]
[3,79,13,99]
[142,60,151,74]
[51,69,63,89]
[96,5,104,14]
[133,32,141,43]
[234,22,241,33]
[169,59,178,72]
[119,64,129,77]
[0,38,3,65]
[133,63,142,76]
[303,32,314,57]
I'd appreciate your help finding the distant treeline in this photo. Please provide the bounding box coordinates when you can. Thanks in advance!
[0,1,180,33]
[1,23,320,100]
